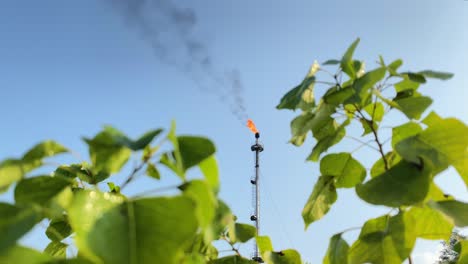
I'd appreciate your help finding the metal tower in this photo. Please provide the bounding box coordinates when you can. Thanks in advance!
[250,132,263,263]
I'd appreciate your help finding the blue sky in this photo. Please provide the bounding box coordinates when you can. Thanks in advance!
[1,0,467,263]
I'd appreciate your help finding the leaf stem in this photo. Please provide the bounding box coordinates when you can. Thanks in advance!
[354,104,389,170]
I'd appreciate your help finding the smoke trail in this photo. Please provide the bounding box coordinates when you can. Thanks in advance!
[106,0,248,122]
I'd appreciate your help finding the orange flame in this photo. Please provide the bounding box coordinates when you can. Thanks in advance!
[246,119,259,134]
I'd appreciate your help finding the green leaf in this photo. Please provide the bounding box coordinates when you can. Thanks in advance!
[93,197,198,264]
[256,236,273,254]
[22,140,67,163]
[44,241,67,258]
[388,59,403,75]
[406,72,426,83]
[394,78,420,92]
[358,118,376,136]
[289,103,335,146]
[323,87,355,105]
[0,246,52,264]
[348,213,416,264]
[107,182,121,193]
[418,70,454,80]
[0,159,24,192]
[320,153,366,188]
[83,130,131,176]
[231,223,256,243]
[199,156,220,192]
[422,111,442,127]
[341,38,360,78]
[391,122,423,148]
[405,206,453,240]
[209,255,256,264]
[370,152,401,178]
[46,219,72,242]
[67,190,125,262]
[177,136,216,171]
[0,203,41,252]
[428,200,468,227]
[356,160,431,207]
[323,234,349,264]
[126,129,163,151]
[146,163,160,180]
[395,118,468,186]
[348,67,386,104]
[322,59,340,65]
[302,176,337,228]
[276,76,315,110]
[363,102,384,122]
[263,249,302,264]
[458,240,468,264]
[14,176,72,205]
[394,95,433,120]
[307,119,348,162]
[180,180,216,230]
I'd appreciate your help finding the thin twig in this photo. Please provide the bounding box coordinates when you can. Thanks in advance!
[131,184,180,198]
[345,136,380,152]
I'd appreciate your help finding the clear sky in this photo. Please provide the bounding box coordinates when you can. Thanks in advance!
[1,0,467,263]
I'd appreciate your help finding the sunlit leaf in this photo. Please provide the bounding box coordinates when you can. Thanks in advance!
[348,213,416,264]
[46,218,72,242]
[256,236,273,253]
[14,175,72,205]
[396,118,468,186]
[0,203,42,252]
[363,102,384,122]
[323,234,349,264]
[230,223,256,243]
[44,241,67,258]
[0,246,52,264]
[341,38,360,78]
[320,153,366,188]
[302,176,337,228]
[209,255,256,264]
[418,70,454,80]
[421,111,442,127]
[370,152,401,178]
[347,67,386,104]
[307,120,348,162]
[199,156,220,192]
[405,206,453,240]
[428,200,468,227]
[393,95,432,120]
[180,180,216,230]
[277,77,315,110]
[391,122,422,148]
[356,160,431,207]
[263,249,302,264]
[178,136,216,171]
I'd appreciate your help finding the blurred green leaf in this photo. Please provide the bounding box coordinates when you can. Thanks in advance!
[256,236,273,254]
[370,152,401,178]
[356,160,431,207]
[276,76,315,110]
[146,163,160,180]
[363,102,384,122]
[0,159,24,192]
[387,59,403,75]
[391,122,422,148]
[67,190,125,262]
[180,180,216,230]
[394,78,420,92]
[405,206,453,240]
[324,87,355,105]
[341,38,360,78]
[44,241,67,258]
[348,213,416,264]
[405,72,426,83]
[209,255,256,264]
[322,59,340,65]
[418,70,453,80]
[14,176,72,205]
[178,136,216,171]
[263,249,302,264]
[320,153,366,188]
[199,156,220,192]
[393,95,432,120]
[307,119,348,162]
[302,176,337,228]
[22,140,68,163]
[428,200,468,227]
[421,111,442,127]
[231,223,256,243]
[396,118,468,186]
[46,218,72,242]
[0,203,41,252]
[323,234,349,264]
[458,240,468,264]
[0,246,52,264]
[347,67,386,104]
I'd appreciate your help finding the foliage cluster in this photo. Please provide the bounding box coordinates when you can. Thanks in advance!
[277,39,468,263]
